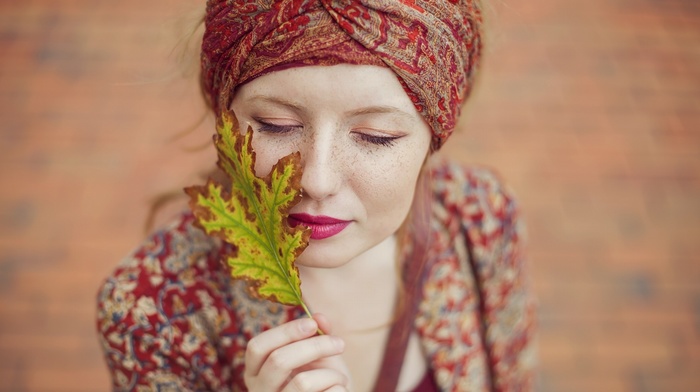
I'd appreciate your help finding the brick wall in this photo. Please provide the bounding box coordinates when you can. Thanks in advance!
[1,0,698,390]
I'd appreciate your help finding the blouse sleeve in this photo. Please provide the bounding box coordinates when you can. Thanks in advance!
[96,217,236,392]
[459,167,538,391]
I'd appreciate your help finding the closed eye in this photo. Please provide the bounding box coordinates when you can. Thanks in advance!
[254,118,301,134]
[358,133,402,147]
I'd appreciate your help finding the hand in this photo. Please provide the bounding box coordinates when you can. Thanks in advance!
[244,313,352,392]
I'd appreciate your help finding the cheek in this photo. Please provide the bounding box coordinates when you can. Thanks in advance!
[228,102,298,178]
[250,134,302,177]
[250,139,278,177]
[352,146,426,223]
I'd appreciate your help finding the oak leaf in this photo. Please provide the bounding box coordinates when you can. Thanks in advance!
[185,110,312,314]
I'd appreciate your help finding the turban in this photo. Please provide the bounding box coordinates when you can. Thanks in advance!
[201,0,482,149]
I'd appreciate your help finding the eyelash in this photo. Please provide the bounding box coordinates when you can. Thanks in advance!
[255,119,299,134]
[358,134,401,147]
[254,118,401,147]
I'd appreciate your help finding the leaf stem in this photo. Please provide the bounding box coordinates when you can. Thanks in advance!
[300,300,324,335]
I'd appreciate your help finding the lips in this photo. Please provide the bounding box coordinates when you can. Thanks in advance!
[288,213,351,240]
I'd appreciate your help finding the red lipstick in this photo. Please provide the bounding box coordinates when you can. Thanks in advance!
[288,213,351,240]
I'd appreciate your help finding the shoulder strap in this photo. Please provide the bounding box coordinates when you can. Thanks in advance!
[373,177,432,392]
[372,237,427,392]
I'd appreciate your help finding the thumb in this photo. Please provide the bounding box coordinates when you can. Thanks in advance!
[312,313,333,335]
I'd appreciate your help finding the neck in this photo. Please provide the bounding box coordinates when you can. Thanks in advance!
[298,235,399,332]
[299,235,397,282]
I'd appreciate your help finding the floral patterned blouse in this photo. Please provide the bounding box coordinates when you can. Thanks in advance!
[97,160,537,391]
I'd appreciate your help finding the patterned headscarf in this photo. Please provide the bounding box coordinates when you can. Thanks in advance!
[201,0,482,149]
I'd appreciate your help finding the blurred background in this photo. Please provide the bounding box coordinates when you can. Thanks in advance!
[1,0,698,391]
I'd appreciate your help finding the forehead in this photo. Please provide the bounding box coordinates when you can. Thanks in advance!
[233,64,419,116]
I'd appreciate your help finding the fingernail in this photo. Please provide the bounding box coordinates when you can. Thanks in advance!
[299,319,316,334]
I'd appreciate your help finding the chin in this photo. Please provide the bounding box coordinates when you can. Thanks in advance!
[294,247,352,269]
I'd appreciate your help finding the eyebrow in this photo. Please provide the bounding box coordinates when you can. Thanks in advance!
[247,94,415,121]
[346,105,415,120]
[247,95,304,112]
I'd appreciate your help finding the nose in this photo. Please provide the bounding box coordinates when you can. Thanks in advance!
[299,129,343,201]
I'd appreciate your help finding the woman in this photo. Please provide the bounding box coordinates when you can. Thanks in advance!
[97,1,537,391]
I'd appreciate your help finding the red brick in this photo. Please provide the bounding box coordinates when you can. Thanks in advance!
[2,0,700,390]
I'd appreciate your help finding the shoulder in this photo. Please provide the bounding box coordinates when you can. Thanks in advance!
[96,211,301,389]
[421,159,537,390]
[95,212,236,378]
[429,158,522,244]
[422,157,527,302]
[430,158,518,215]
[424,158,530,322]
[97,212,224,311]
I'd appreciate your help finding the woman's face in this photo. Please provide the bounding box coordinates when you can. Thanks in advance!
[230,64,432,268]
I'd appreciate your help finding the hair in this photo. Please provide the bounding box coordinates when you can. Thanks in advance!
[390,155,434,325]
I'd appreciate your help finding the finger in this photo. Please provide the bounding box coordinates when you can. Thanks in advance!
[282,368,349,392]
[323,386,349,392]
[244,317,318,377]
[258,335,345,387]
[313,313,333,335]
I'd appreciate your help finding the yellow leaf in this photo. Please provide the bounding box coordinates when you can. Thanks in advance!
[185,110,311,310]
